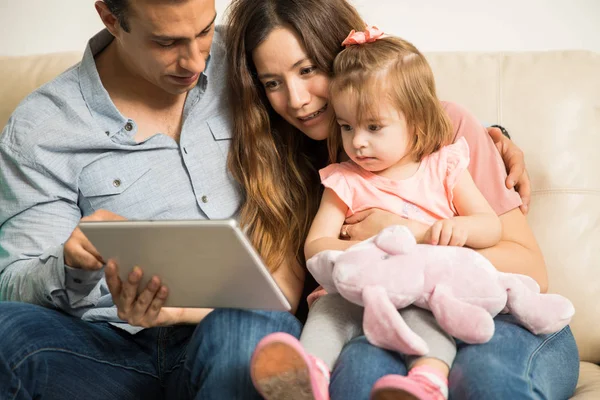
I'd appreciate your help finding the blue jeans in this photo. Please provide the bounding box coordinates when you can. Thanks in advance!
[0,302,301,400]
[330,314,579,400]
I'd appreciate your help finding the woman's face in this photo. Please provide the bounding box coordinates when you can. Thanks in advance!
[252,27,333,141]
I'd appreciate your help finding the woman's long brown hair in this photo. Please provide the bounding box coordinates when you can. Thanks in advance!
[224,0,365,273]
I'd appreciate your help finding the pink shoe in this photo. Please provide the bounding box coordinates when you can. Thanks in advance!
[250,332,330,400]
[370,366,448,400]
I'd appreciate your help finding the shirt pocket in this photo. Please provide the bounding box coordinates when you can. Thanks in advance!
[78,155,172,219]
[207,114,233,158]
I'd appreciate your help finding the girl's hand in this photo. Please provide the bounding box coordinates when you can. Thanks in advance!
[342,208,429,242]
[487,127,531,214]
[424,219,468,247]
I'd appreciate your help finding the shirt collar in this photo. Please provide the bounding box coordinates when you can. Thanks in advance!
[78,29,213,138]
[78,30,128,138]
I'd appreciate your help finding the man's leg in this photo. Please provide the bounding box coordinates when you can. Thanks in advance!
[450,314,579,399]
[329,336,408,400]
[165,308,302,400]
[0,302,163,400]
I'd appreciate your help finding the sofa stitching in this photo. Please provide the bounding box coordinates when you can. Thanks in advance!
[496,54,503,124]
[532,189,600,195]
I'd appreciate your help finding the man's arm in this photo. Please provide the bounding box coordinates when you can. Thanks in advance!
[0,132,103,311]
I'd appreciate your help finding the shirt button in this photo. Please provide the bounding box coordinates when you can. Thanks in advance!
[124,122,133,131]
[73,278,83,284]
[201,195,208,203]
[113,179,121,187]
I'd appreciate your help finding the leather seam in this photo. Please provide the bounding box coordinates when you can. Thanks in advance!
[532,189,600,195]
[497,54,503,124]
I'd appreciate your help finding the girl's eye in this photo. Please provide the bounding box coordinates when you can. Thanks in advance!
[368,124,381,132]
[340,124,353,132]
[300,66,317,75]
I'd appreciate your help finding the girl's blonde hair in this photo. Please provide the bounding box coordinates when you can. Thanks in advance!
[328,36,453,163]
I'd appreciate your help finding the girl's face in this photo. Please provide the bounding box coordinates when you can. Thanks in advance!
[333,94,413,173]
[252,27,334,141]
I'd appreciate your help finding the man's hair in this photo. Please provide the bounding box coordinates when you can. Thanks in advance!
[329,36,454,163]
[104,0,131,32]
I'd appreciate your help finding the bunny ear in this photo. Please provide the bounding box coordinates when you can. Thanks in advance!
[374,225,416,255]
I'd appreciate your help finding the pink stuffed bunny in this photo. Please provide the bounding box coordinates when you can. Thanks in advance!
[306,225,575,356]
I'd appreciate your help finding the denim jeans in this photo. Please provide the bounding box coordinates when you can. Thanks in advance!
[0,302,302,400]
[330,314,579,400]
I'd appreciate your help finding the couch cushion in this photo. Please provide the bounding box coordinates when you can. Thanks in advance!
[428,51,600,363]
[0,52,81,129]
[573,362,600,399]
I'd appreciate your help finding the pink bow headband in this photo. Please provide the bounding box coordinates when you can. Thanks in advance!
[342,25,385,47]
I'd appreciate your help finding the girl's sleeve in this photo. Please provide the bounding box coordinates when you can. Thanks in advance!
[443,101,522,215]
[319,164,354,213]
[444,136,471,194]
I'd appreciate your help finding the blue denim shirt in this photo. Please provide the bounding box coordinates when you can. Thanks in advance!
[0,28,242,332]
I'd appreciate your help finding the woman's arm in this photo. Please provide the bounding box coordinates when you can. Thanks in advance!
[477,208,547,292]
[270,255,306,314]
[304,188,360,260]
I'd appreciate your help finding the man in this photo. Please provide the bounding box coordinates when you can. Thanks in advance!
[0,1,301,398]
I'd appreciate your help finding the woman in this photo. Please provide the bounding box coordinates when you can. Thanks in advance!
[223,0,579,399]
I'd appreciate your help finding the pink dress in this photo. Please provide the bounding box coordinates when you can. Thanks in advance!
[306,101,522,306]
[320,137,471,227]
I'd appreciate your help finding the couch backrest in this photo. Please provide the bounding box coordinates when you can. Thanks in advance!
[427,51,600,363]
[0,52,81,129]
[1,50,599,363]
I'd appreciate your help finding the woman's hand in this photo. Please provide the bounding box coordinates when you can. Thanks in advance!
[341,209,429,242]
[487,127,531,214]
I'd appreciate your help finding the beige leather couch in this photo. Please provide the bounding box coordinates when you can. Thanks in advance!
[1,50,598,398]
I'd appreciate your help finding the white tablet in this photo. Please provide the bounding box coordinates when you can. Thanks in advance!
[78,219,291,311]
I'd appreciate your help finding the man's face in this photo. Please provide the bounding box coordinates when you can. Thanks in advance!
[115,0,216,95]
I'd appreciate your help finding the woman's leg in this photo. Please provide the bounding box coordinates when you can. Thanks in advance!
[329,336,408,400]
[165,308,302,400]
[0,302,163,400]
[450,314,579,399]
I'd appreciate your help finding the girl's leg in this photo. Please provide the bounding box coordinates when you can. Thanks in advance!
[248,294,363,400]
[449,314,579,399]
[300,293,364,370]
[371,306,455,400]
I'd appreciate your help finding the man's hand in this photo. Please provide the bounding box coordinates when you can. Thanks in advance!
[423,219,467,247]
[341,208,429,242]
[64,209,126,270]
[487,127,531,214]
[105,260,182,328]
